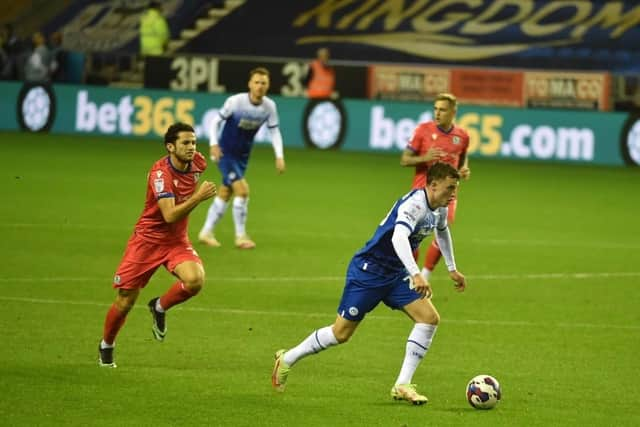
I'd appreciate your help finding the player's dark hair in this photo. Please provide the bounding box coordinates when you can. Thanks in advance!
[426,162,460,184]
[164,122,194,145]
[249,67,270,79]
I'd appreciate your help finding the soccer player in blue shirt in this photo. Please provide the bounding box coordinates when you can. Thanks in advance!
[272,162,466,405]
[198,67,285,249]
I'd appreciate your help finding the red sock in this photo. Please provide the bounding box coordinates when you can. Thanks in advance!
[424,240,442,271]
[412,248,420,261]
[103,304,128,346]
[159,281,197,311]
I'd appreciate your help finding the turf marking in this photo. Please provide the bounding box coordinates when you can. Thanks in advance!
[1,271,639,283]
[1,295,638,331]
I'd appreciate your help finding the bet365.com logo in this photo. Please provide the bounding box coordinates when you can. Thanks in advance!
[17,83,56,132]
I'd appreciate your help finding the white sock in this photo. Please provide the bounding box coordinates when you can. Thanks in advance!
[395,323,437,385]
[421,267,432,281]
[283,326,338,366]
[100,339,114,349]
[232,196,248,237]
[202,197,228,233]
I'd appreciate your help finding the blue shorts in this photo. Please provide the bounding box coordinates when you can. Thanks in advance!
[336,257,422,321]
[218,155,248,186]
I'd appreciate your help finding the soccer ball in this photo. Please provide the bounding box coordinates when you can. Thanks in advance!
[466,374,501,409]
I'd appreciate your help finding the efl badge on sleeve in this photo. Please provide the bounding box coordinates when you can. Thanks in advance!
[154,178,164,193]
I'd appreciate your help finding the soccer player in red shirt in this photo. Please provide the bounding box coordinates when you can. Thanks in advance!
[400,93,471,280]
[98,123,217,368]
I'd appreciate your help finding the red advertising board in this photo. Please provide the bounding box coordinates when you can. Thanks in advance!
[450,69,524,107]
[367,65,449,101]
[367,65,611,111]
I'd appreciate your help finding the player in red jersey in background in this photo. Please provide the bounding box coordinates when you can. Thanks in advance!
[98,122,217,368]
[400,93,470,280]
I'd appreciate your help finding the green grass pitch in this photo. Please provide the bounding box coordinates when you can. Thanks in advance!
[1,131,639,426]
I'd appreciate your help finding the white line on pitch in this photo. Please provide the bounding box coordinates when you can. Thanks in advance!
[473,238,640,250]
[0,271,639,283]
[0,295,638,331]
[3,223,638,249]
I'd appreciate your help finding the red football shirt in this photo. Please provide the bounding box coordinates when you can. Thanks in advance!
[133,151,207,245]
[406,121,469,189]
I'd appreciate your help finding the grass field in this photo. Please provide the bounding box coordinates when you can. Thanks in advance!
[1,131,639,426]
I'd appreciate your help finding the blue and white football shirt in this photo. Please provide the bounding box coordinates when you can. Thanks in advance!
[353,188,448,274]
[217,93,279,158]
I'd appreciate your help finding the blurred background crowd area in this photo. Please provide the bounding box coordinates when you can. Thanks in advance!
[2,0,640,111]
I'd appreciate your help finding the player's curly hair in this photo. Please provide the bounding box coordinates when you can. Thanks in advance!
[164,122,195,145]
[427,162,460,184]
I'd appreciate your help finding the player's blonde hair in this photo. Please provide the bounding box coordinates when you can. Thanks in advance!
[435,93,458,109]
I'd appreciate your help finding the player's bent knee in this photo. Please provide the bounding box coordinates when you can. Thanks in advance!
[425,311,440,326]
[185,282,203,295]
[332,325,355,343]
[182,274,204,294]
[114,299,136,313]
[234,188,249,198]
[411,310,440,326]
[115,301,136,313]
[175,260,205,284]
[232,180,249,198]
[333,331,351,344]
[406,299,440,325]
[218,186,232,200]
[115,289,139,312]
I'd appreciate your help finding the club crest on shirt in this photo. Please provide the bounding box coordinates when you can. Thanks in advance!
[156,170,163,178]
[453,136,460,144]
[173,179,179,187]
[414,216,436,239]
[154,178,164,193]
[432,133,437,140]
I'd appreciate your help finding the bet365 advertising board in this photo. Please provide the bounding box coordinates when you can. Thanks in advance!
[1,81,638,166]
